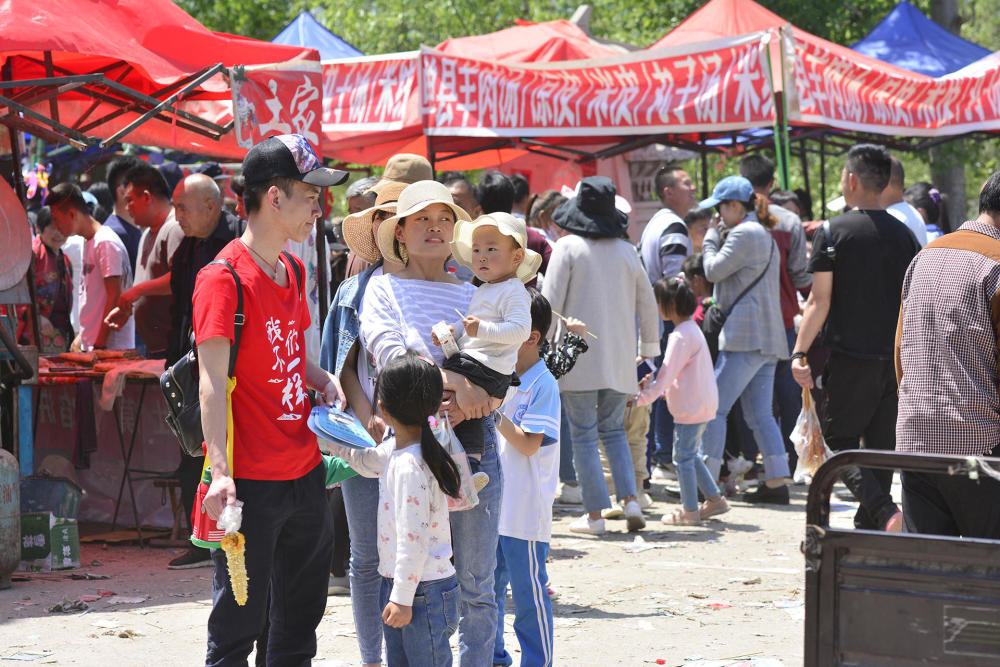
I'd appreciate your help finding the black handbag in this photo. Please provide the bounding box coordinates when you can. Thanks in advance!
[161,252,304,456]
[701,240,775,360]
[160,260,244,457]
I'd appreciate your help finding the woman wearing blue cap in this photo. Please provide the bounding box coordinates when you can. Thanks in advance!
[699,175,791,504]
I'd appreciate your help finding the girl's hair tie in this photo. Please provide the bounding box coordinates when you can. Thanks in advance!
[676,272,688,283]
[427,415,439,429]
[929,187,942,205]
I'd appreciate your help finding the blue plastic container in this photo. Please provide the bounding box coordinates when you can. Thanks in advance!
[20,476,83,518]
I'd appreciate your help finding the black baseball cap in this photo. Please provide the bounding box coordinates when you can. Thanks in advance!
[242,134,348,188]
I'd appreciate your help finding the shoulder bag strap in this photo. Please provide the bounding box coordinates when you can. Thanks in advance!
[282,250,304,299]
[208,259,243,378]
[723,239,776,317]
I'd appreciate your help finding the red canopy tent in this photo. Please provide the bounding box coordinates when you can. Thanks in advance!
[651,0,1000,140]
[320,20,624,167]
[0,0,320,158]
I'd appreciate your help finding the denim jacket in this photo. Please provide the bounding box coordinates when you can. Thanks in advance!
[320,262,381,375]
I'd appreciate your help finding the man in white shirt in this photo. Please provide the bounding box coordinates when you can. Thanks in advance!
[638,166,698,285]
[882,155,928,247]
[48,182,134,351]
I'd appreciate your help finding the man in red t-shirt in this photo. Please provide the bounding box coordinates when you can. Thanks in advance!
[193,134,347,664]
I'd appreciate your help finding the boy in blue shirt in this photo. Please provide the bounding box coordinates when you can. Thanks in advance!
[493,288,561,667]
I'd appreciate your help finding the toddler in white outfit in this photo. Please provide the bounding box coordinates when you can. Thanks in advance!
[432,211,542,456]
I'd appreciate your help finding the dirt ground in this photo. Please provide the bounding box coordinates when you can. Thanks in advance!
[0,480,865,666]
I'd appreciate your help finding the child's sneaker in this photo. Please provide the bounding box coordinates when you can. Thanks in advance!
[472,472,489,493]
[569,514,606,535]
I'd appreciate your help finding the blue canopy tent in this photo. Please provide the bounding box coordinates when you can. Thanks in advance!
[271,11,362,60]
[851,1,989,77]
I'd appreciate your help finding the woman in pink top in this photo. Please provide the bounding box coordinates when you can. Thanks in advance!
[638,277,729,525]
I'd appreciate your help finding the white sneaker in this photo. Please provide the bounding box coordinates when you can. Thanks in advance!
[569,514,606,535]
[558,483,583,504]
[650,464,677,482]
[625,500,646,532]
[601,503,625,520]
[638,492,655,510]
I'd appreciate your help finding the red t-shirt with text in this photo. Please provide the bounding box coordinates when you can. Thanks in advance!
[192,240,319,480]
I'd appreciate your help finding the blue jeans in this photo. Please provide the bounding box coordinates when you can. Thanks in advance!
[380,575,459,667]
[773,327,802,465]
[451,418,503,667]
[701,350,790,482]
[493,537,553,667]
[561,390,637,512]
[673,423,720,512]
[558,409,576,484]
[340,474,383,664]
[647,326,675,467]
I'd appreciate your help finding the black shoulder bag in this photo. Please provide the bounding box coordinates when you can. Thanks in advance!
[161,252,302,457]
[701,240,775,361]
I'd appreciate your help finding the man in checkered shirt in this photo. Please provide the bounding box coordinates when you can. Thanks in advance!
[895,171,1000,539]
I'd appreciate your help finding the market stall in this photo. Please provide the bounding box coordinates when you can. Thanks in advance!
[0,0,328,537]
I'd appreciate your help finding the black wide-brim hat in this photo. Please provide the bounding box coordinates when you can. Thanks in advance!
[552,176,628,239]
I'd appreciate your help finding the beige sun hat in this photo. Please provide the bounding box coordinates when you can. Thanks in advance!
[375,180,472,265]
[451,212,542,283]
[367,154,433,195]
[341,182,408,263]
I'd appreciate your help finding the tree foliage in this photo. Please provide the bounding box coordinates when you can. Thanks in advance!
[177,0,949,51]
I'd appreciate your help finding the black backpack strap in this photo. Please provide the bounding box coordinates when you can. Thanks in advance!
[208,259,243,378]
[282,250,304,299]
[822,219,836,263]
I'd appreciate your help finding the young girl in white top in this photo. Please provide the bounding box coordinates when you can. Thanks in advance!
[331,351,462,665]
[638,276,729,525]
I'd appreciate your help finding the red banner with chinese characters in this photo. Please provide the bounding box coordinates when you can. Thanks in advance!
[232,59,324,155]
[788,32,1000,136]
[321,53,420,133]
[418,33,775,137]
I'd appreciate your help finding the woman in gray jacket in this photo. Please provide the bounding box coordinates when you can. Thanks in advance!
[700,176,791,504]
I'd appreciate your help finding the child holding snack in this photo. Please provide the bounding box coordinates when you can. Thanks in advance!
[328,352,463,665]
[637,277,729,525]
[432,211,542,462]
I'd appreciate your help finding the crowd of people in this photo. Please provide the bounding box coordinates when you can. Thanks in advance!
[15,132,1000,666]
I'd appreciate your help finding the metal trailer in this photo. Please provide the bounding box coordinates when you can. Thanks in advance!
[804,450,1000,666]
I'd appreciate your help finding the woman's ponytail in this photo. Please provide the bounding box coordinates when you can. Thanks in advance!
[754,193,777,229]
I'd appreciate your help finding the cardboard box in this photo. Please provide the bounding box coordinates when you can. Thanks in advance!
[20,512,80,571]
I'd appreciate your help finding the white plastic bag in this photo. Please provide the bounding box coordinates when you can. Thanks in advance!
[217,500,244,535]
[432,412,480,512]
[791,388,833,480]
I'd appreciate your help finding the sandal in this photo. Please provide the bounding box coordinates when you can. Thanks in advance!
[700,497,730,519]
[663,508,702,525]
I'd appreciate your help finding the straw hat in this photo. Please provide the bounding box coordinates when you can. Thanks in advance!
[451,212,542,283]
[367,154,433,194]
[376,180,471,265]
[341,181,408,263]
